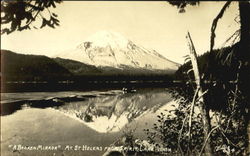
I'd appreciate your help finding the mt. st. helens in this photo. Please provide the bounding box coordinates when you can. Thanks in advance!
[56,31,180,71]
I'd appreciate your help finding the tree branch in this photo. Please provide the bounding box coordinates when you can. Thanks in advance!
[187,87,199,144]
[178,116,187,156]
[186,32,213,156]
[199,126,219,156]
[210,1,231,52]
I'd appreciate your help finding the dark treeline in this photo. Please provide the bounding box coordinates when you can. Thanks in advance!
[173,43,250,112]
[1,50,174,92]
[175,44,249,82]
[2,79,173,93]
[2,74,173,92]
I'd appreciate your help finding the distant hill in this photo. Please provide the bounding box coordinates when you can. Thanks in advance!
[1,50,72,81]
[1,50,176,82]
[53,57,102,76]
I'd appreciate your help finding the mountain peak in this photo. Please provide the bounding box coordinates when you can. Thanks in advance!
[78,30,129,50]
[57,31,179,71]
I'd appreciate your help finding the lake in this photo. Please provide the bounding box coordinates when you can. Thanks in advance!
[1,88,177,156]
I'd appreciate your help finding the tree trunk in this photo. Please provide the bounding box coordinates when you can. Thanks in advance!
[238,2,250,155]
[186,32,213,156]
[239,2,250,43]
[238,1,250,60]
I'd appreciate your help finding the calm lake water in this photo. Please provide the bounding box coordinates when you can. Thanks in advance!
[1,88,176,156]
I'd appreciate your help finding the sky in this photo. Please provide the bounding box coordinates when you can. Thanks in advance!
[1,1,240,64]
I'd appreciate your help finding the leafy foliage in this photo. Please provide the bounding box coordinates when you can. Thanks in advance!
[144,86,247,155]
[144,93,204,155]
[142,43,249,155]
[175,44,250,112]
[1,0,62,34]
[168,1,199,13]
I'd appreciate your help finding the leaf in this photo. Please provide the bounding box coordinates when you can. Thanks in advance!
[19,25,30,31]
[184,57,191,63]
[52,13,58,17]
[10,20,18,31]
[40,18,47,28]
[1,28,11,35]
[51,2,56,8]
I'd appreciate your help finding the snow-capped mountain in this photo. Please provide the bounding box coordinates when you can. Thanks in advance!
[56,31,179,71]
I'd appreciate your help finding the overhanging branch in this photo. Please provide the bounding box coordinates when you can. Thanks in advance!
[210,1,232,52]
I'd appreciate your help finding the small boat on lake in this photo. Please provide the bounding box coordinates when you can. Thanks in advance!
[122,87,137,93]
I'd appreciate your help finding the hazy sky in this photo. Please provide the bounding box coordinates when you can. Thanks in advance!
[1,1,240,63]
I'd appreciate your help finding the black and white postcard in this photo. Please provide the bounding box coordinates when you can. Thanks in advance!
[1,1,249,156]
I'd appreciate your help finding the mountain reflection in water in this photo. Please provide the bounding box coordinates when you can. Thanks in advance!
[1,88,172,133]
[56,89,172,133]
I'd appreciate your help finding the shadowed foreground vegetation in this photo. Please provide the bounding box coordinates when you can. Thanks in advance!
[105,44,250,156]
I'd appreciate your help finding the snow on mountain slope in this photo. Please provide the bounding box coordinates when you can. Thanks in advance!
[56,31,179,70]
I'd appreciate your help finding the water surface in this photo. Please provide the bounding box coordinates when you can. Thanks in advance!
[1,88,175,156]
